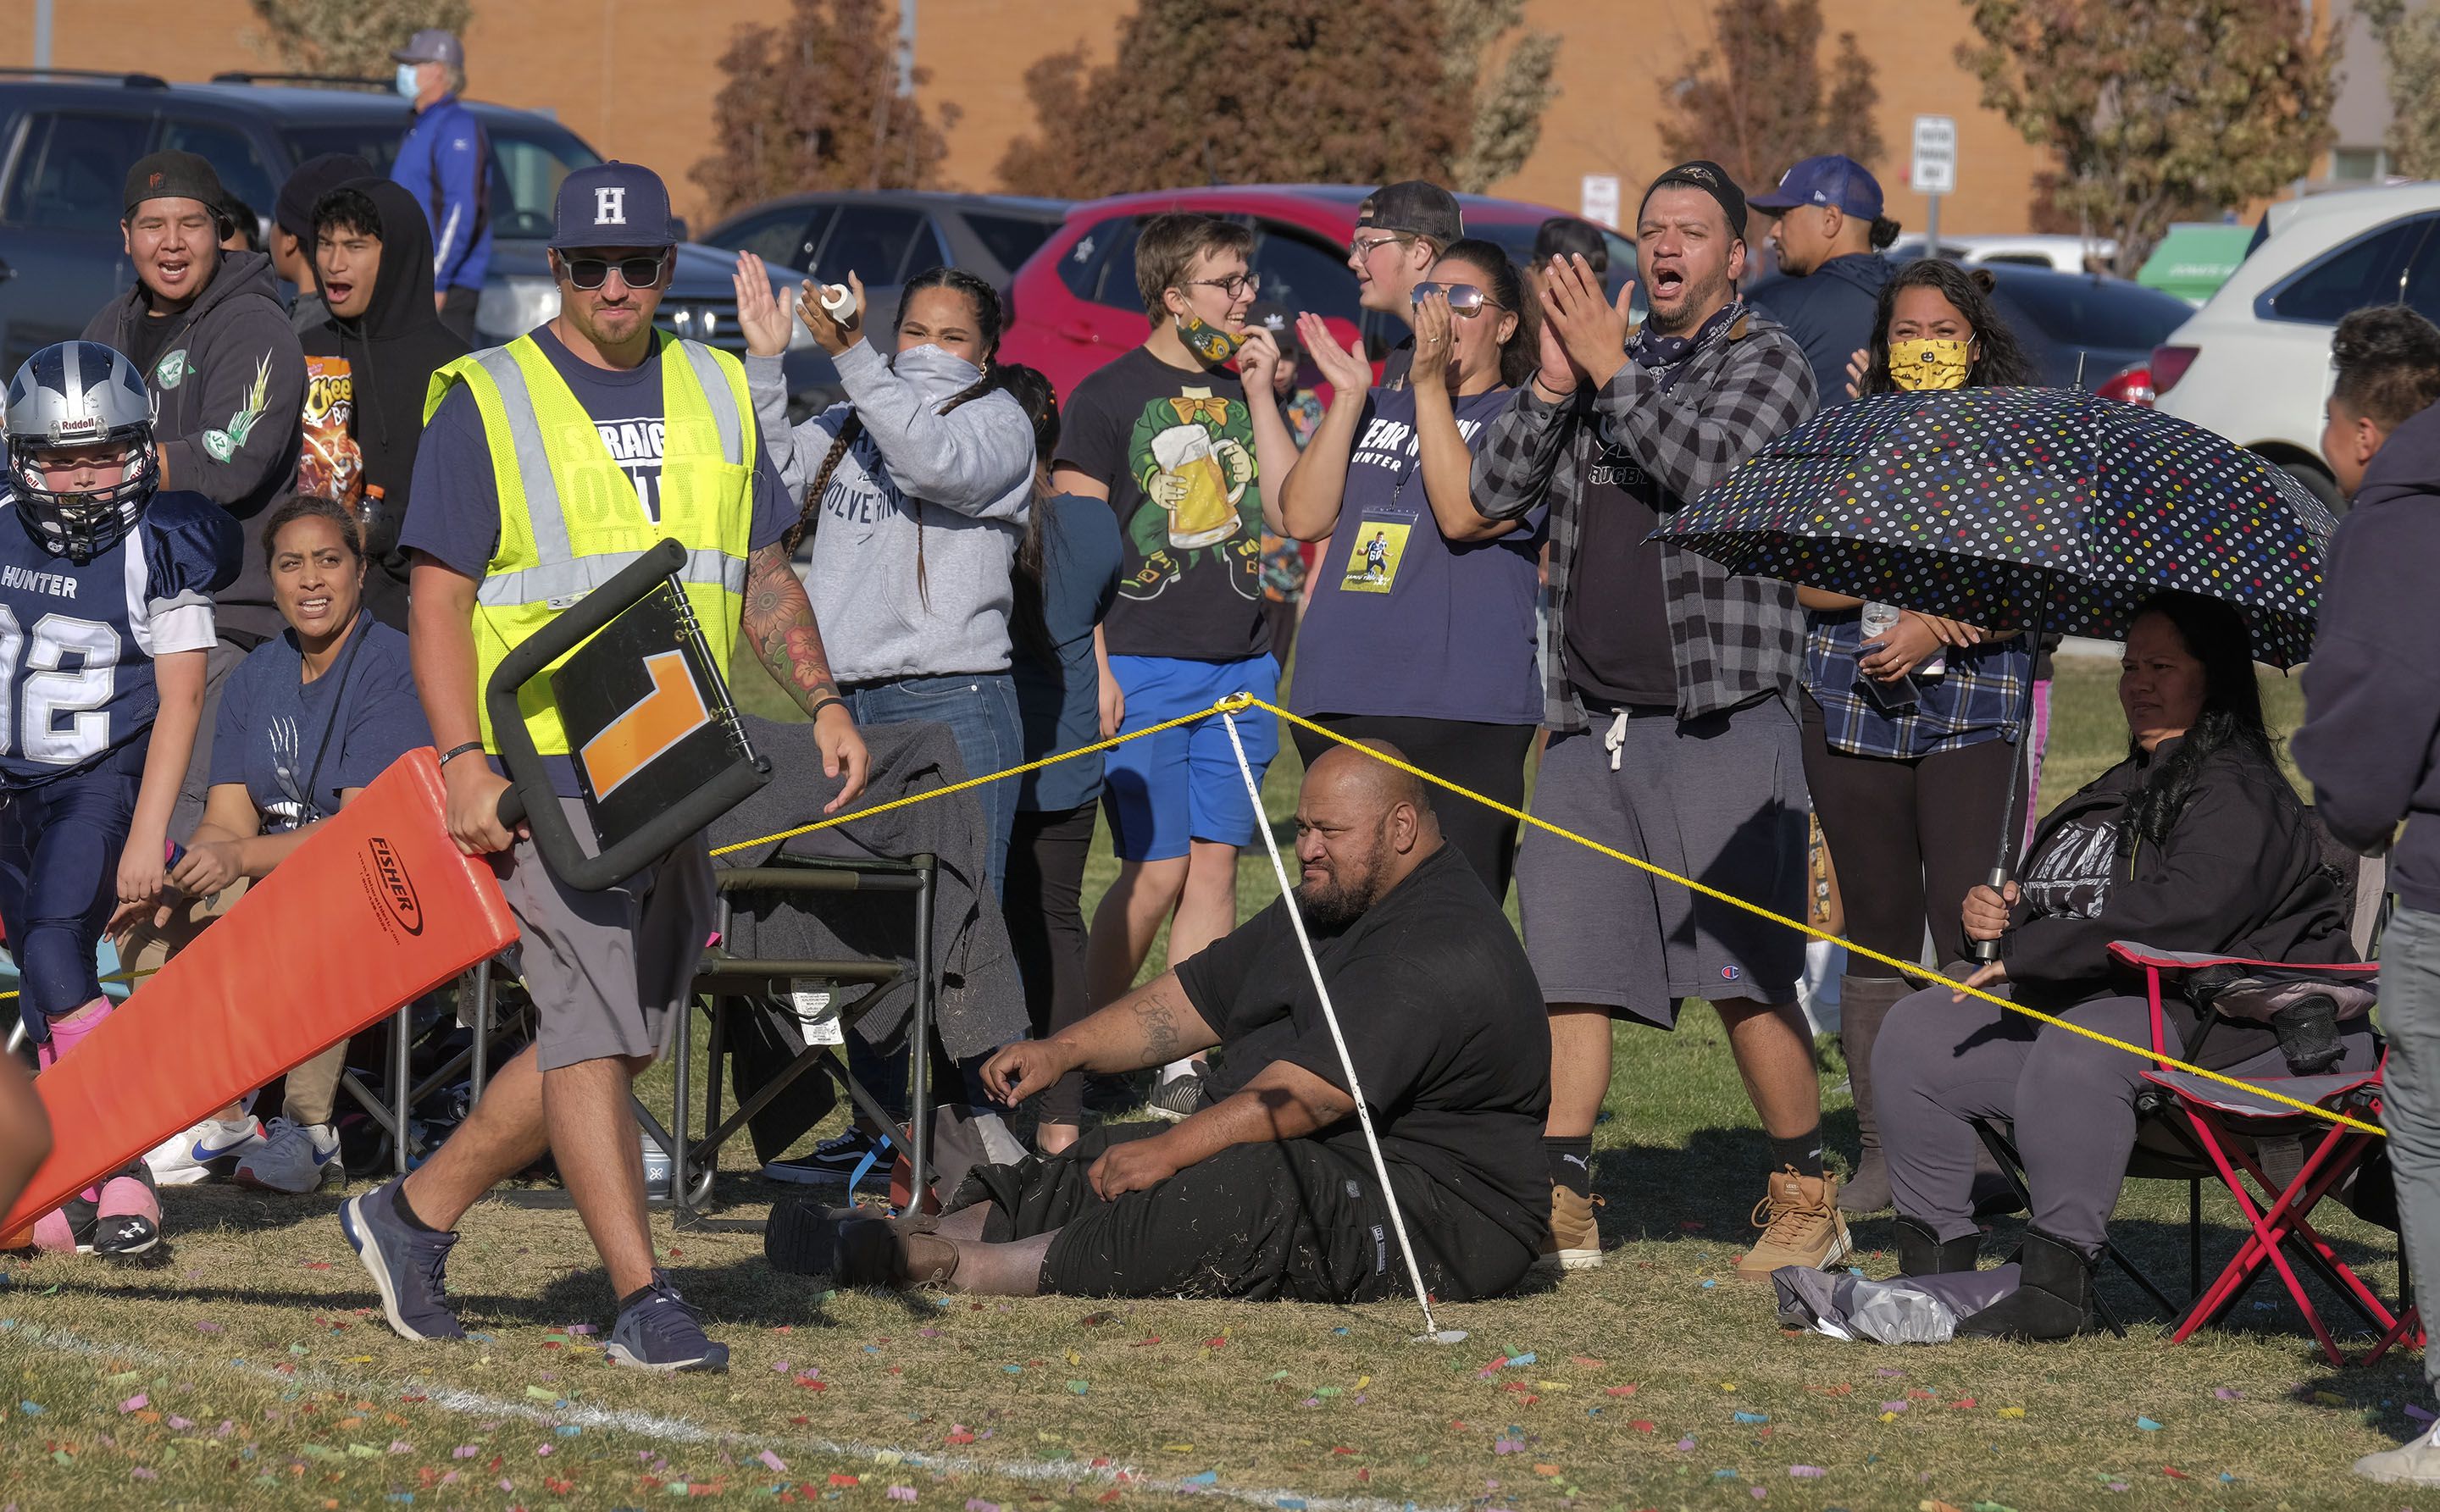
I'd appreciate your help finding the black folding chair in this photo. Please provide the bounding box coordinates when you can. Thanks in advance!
[658,854,940,1221]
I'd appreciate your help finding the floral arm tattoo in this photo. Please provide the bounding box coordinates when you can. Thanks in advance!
[742,543,841,714]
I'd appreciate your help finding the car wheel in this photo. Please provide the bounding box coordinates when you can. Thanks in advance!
[2273,457,2346,515]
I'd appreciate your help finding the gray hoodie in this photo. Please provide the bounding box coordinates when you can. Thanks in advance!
[747,341,1034,685]
[82,248,306,640]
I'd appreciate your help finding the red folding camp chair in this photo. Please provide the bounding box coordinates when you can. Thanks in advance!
[2112,942,2402,1366]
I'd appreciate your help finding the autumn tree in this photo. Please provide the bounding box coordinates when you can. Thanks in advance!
[2360,0,2440,179]
[247,0,470,79]
[997,0,1556,199]
[1657,0,1885,195]
[691,0,952,220]
[1959,0,2337,275]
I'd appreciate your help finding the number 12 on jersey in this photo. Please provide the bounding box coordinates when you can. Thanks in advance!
[0,606,121,765]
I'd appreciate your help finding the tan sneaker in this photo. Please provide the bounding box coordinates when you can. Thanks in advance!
[1735,1166,1853,1280]
[1533,1183,1604,1271]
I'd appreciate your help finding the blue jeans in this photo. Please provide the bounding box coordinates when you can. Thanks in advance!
[841,672,1021,901]
[841,671,1021,1118]
[2382,905,2440,1395]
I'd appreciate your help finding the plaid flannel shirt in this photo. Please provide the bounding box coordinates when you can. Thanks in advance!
[1471,303,1818,732]
[1805,614,2032,760]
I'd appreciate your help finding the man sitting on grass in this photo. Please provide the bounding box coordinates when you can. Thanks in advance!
[767,741,1552,1301]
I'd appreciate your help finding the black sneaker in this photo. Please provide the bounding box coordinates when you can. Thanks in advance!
[761,1127,891,1188]
[340,1177,467,1342]
[606,1270,729,1372]
[1145,1066,1207,1122]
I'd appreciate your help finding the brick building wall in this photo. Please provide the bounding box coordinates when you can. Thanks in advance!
[0,0,2049,235]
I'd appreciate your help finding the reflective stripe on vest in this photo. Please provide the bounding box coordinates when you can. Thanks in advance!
[425,333,757,756]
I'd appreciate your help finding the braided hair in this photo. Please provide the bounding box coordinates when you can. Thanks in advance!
[781,267,1008,612]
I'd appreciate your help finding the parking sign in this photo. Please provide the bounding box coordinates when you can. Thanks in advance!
[1911,115,1958,196]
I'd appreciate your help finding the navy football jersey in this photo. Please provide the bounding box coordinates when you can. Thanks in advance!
[0,488,240,789]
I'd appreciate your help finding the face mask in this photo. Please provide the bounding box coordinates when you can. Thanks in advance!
[1176,312,1245,366]
[1886,338,1972,391]
[891,342,984,393]
[395,64,422,99]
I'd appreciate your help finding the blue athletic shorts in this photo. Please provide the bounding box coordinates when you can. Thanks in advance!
[1101,654,1280,862]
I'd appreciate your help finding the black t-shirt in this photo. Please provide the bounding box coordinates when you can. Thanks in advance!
[1562,439,1678,709]
[1053,346,1269,661]
[122,307,186,383]
[1173,845,1551,1288]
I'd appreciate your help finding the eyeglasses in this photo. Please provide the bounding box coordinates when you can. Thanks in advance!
[1188,273,1260,299]
[1411,281,1502,317]
[562,253,669,291]
[1350,233,1411,260]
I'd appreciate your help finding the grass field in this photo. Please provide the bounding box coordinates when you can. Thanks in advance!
[3,651,2421,1512]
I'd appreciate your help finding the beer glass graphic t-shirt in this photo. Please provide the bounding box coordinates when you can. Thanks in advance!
[1055,346,1269,661]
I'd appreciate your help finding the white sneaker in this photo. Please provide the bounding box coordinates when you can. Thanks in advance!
[234,1119,342,1195]
[2356,1421,2440,1485]
[144,1114,265,1186]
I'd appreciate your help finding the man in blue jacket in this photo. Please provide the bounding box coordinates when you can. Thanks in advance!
[391,29,490,345]
[2289,303,2440,1487]
[1744,155,1899,407]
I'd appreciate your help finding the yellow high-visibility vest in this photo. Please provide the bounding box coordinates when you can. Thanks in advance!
[424,332,757,755]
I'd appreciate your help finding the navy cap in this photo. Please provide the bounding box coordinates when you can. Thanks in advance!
[549,162,677,251]
[1750,154,1883,219]
[391,29,464,69]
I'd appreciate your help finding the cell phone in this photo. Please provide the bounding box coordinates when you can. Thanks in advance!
[1857,646,1921,713]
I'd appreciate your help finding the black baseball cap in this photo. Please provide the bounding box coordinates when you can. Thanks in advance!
[1533,216,1609,272]
[1356,180,1464,246]
[275,152,376,240]
[123,150,228,222]
[1245,301,1300,362]
[1639,160,1748,239]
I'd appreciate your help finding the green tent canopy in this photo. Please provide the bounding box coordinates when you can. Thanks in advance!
[2138,224,2254,305]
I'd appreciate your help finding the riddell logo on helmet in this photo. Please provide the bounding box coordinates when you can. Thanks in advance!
[363,837,424,937]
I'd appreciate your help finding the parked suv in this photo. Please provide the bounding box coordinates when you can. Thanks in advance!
[0,69,832,407]
[704,190,1067,329]
[1000,185,1637,397]
[2153,180,2440,509]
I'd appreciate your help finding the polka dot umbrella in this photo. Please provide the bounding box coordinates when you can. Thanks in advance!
[1657,385,2337,947]
[1657,385,2336,669]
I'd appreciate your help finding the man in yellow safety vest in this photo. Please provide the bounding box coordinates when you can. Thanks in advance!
[341,162,868,1371]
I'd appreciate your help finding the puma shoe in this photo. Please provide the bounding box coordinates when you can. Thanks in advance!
[1533,1183,1604,1272]
[1735,1166,1853,1280]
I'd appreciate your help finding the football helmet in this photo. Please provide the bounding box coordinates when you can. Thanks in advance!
[5,340,158,563]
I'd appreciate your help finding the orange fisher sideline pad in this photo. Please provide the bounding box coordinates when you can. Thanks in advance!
[3,747,518,1238]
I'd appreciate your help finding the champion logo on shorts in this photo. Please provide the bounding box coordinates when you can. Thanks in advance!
[1720,964,1742,982]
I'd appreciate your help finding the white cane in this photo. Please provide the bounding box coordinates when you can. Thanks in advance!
[1220,709,1467,1346]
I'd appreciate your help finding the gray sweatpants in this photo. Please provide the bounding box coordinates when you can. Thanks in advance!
[2379,906,2440,1395]
[1876,983,2378,1254]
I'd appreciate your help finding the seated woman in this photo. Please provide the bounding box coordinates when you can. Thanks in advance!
[125,496,431,1194]
[1872,590,2373,1339]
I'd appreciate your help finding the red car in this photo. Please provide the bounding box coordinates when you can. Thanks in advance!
[999,185,1639,397]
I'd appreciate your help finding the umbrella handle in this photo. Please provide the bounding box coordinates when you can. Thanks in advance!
[1972,863,2009,964]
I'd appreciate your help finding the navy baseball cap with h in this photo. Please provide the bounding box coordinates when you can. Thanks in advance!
[1750,155,1883,220]
[550,162,678,250]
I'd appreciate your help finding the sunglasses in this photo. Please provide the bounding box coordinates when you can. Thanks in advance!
[1350,232,1411,259]
[1411,281,1499,316]
[561,253,669,291]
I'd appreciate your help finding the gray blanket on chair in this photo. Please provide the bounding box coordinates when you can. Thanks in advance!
[707,716,1024,1061]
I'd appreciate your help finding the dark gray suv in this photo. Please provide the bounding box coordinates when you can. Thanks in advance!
[0,70,835,404]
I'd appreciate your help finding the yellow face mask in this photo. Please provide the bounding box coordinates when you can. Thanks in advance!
[1887,338,1972,391]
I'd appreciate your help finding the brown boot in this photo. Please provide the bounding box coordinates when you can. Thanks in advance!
[1533,1182,1604,1272]
[1735,1166,1854,1280]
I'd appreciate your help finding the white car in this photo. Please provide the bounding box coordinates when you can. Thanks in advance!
[1888,233,2118,274]
[2153,180,2440,508]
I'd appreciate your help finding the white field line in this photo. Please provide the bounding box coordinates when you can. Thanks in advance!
[10,1321,1455,1512]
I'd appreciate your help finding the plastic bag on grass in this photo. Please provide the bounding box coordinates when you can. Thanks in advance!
[1773,1263,2021,1343]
